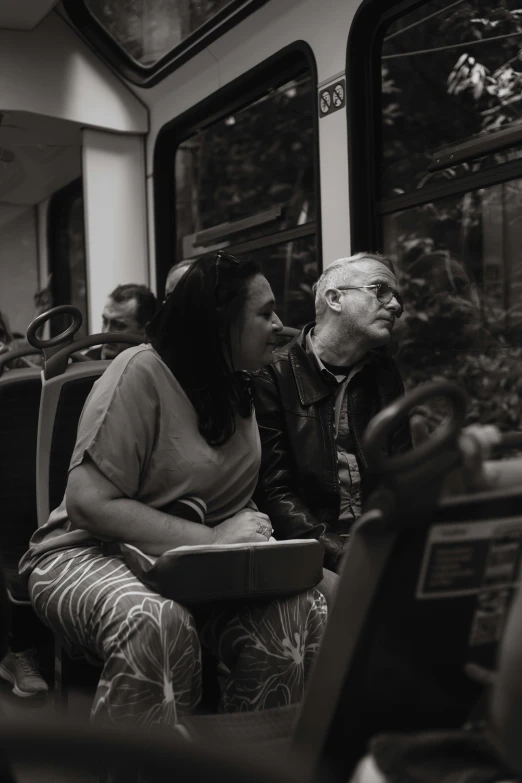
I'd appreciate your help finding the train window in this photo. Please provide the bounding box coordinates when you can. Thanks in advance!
[48,179,88,338]
[83,0,232,65]
[375,0,522,433]
[172,71,317,328]
[63,1,269,85]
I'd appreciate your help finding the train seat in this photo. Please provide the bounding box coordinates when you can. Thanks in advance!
[0,350,43,606]
[31,325,143,707]
[178,382,522,782]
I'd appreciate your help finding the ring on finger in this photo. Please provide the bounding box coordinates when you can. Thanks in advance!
[257,524,272,538]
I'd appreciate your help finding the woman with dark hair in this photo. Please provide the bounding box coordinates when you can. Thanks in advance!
[19,252,327,727]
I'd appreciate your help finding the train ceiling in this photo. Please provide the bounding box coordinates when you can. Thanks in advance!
[0,112,81,205]
[0,0,59,30]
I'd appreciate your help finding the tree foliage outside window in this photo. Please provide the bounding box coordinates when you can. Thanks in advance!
[174,72,317,328]
[85,0,233,65]
[381,1,522,435]
[382,1,522,197]
[175,75,315,236]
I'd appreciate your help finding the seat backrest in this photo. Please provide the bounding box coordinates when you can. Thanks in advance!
[36,335,143,524]
[0,367,42,550]
[296,488,522,779]
[37,362,109,524]
[292,383,522,781]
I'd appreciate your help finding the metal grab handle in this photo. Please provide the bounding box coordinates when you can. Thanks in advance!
[44,332,143,379]
[363,380,468,475]
[26,305,82,349]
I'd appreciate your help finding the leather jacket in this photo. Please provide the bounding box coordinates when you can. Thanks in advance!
[252,323,412,570]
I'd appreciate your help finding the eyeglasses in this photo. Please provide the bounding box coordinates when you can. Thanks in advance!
[336,283,403,318]
[215,250,241,290]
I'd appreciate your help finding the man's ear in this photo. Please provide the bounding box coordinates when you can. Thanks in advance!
[325,287,343,313]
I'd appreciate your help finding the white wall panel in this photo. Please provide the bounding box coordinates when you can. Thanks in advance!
[82,130,148,333]
[0,13,147,133]
[134,0,361,275]
[318,84,351,267]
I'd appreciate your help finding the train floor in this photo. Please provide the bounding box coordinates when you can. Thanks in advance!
[0,634,223,782]
[0,647,98,783]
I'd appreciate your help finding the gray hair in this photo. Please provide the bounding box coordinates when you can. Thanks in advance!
[314,251,395,319]
[165,259,194,295]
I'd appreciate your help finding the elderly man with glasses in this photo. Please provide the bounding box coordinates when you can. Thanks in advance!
[252,252,412,581]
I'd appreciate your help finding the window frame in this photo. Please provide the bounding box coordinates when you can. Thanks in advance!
[347,0,522,250]
[347,0,445,251]
[61,0,270,88]
[153,41,322,300]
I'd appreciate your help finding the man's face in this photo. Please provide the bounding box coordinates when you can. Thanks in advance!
[101,296,144,359]
[333,260,402,348]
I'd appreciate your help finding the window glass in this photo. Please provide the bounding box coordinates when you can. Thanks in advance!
[379,2,522,436]
[242,236,317,330]
[381,1,522,199]
[85,0,235,66]
[175,73,315,249]
[383,181,522,432]
[173,70,317,326]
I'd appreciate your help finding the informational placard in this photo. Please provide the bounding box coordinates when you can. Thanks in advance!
[319,79,345,117]
[416,519,522,647]
[416,519,522,600]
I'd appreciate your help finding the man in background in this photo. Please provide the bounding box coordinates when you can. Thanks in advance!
[85,283,157,360]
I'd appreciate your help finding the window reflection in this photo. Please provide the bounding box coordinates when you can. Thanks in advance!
[242,236,317,330]
[173,67,317,329]
[49,182,88,338]
[175,73,315,259]
[85,0,236,66]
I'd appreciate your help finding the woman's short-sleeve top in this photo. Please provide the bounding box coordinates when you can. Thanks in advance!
[21,345,261,564]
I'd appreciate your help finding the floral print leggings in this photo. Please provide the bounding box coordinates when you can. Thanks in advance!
[28,546,327,727]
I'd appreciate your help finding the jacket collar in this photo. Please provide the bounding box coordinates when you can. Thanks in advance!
[288,323,337,407]
[287,323,387,407]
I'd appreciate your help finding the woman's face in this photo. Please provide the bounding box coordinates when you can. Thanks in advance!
[231,274,283,372]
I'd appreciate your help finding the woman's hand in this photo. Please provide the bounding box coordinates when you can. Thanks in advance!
[212,509,273,545]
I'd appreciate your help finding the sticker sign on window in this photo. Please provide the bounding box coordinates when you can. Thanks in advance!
[416,519,522,600]
[319,79,345,117]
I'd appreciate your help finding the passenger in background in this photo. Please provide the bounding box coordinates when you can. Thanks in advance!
[85,283,157,360]
[0,310,39,371]
[19,252,326,727]
[252,252,411,578]
[165,259,194,296]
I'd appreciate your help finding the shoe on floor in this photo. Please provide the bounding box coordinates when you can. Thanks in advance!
[0,649,49,698]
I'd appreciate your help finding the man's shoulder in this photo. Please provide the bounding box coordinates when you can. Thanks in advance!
[252,332,302,384]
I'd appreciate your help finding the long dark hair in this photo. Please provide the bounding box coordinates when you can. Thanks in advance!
[147,253,262,447]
